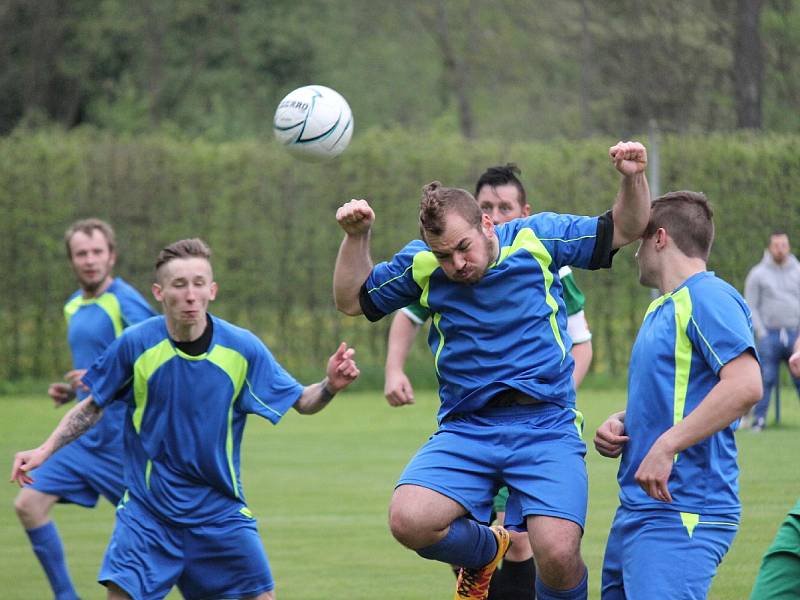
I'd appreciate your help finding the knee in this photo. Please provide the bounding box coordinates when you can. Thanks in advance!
[533,538,583,582]
[14,490,49,527]
[388,503,426,549]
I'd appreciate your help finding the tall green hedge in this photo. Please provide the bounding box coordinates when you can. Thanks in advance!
[1,128,798,386]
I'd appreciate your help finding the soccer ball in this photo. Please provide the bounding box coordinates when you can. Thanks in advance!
[273,85,354,161]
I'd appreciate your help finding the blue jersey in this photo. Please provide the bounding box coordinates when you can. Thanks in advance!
[82,315,304,526]
[361,212,614,422]
[64,278,156,448]
[618,272,756,515]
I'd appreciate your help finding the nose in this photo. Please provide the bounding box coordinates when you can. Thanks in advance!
[490,210,502,225]
[453,252,466,271]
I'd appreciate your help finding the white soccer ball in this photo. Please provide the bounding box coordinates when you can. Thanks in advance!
[273,85,354,161]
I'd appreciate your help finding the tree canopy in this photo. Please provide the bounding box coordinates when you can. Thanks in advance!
[1,0,797,139]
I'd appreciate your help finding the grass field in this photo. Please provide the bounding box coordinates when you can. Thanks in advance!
[1,385,798,599]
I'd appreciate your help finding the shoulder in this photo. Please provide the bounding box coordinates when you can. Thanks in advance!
[211,316,267,355]
[688,274,750,317]
[110,278,150,302]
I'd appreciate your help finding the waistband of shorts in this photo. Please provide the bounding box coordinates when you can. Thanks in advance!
[443,390,563,422]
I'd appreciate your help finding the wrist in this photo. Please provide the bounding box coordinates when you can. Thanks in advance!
[321,377,338,401]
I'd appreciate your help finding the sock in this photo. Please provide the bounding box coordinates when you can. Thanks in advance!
[27,522,79,600]
[490,558,536,600]
[535,567,587,600]
[416,517,498,568]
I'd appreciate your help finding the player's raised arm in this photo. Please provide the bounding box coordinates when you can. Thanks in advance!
[10,397,104,487]
[609,141,651,249]
[294,342,360,414]
[333,199,376,315]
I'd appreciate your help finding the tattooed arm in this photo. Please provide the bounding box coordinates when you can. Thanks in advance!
[10,397,104,487]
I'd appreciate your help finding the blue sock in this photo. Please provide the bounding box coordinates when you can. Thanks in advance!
[535,567,588,600]
[416,517,498,568]
[26,522,80,600]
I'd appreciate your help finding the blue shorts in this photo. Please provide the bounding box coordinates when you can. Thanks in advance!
[99,497,274,600]
[397,403,588,529]
[28,439,125,507]
[601,505,739,600]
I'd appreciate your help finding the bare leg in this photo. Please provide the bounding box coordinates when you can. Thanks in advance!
[527,515,585,589]
[389,484,468,549]
[14,487,59,529]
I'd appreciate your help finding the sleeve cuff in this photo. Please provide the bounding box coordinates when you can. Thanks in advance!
[359,283,387,322]
[588,210,618,270]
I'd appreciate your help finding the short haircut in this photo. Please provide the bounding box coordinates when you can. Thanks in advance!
[770,230,788,240]
[474,163,527,209]
[419,181,482,239]
[155,238,212,277]
[644,191,714,260]
[64,218,116,259]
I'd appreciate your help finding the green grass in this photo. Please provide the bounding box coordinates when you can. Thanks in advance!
[1,386,797,599]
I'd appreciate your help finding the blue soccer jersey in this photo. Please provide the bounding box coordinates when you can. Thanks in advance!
[64,278,156,448]
[82,315,304,526]
[618,271,756,515]
[361,212,614,422]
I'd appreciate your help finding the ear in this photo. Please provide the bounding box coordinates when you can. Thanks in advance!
[481,213,494,236]
[655,227,669,250]
[209,281,218,301]
[521,204,531,217]
[108,251,117,269]
[151,282,163,303]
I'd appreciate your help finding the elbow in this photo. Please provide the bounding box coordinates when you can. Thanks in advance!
[334,298,362,316]
[738,377,763,414]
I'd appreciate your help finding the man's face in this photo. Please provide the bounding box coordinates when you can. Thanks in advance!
[768,234,790,264]
[68,229,116,294]
[476,183,529,225]
[427,212,495,284]
[152,257,217,330]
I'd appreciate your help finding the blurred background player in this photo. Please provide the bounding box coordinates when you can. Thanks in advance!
[594,191,762,599]
[12,238,360,600]
[13,218,155,600]
[744,231,800,431]
[383,164,594,600]
[334,142,649,600]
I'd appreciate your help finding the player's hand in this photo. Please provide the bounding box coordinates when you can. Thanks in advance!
[336,199,375,236]
[47,382,75,407]
[609,141,647,177]
[326,342,360,392]
[10,447,48,487]
[594,414,629,458]
[634,438,674,503]
[65,369,89,393]
[789,351,800,378]
[384,369,415,407]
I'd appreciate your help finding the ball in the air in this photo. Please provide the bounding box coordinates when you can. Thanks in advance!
[273,85,354,161]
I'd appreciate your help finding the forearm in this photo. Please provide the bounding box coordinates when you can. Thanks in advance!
[333,233,373,315]
[657,377,760,454]
[294,378,338,415]
[41,397,104,456]
[570,341,593,388]
[385,312,420,375]
[611,172,651,248]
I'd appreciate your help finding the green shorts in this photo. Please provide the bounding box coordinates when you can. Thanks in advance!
[493,486,509,514]
[750,511,800,599]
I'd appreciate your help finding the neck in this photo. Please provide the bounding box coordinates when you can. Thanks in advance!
[82,276,113,299]
[657,257,707,295]
[166,316,208,342]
